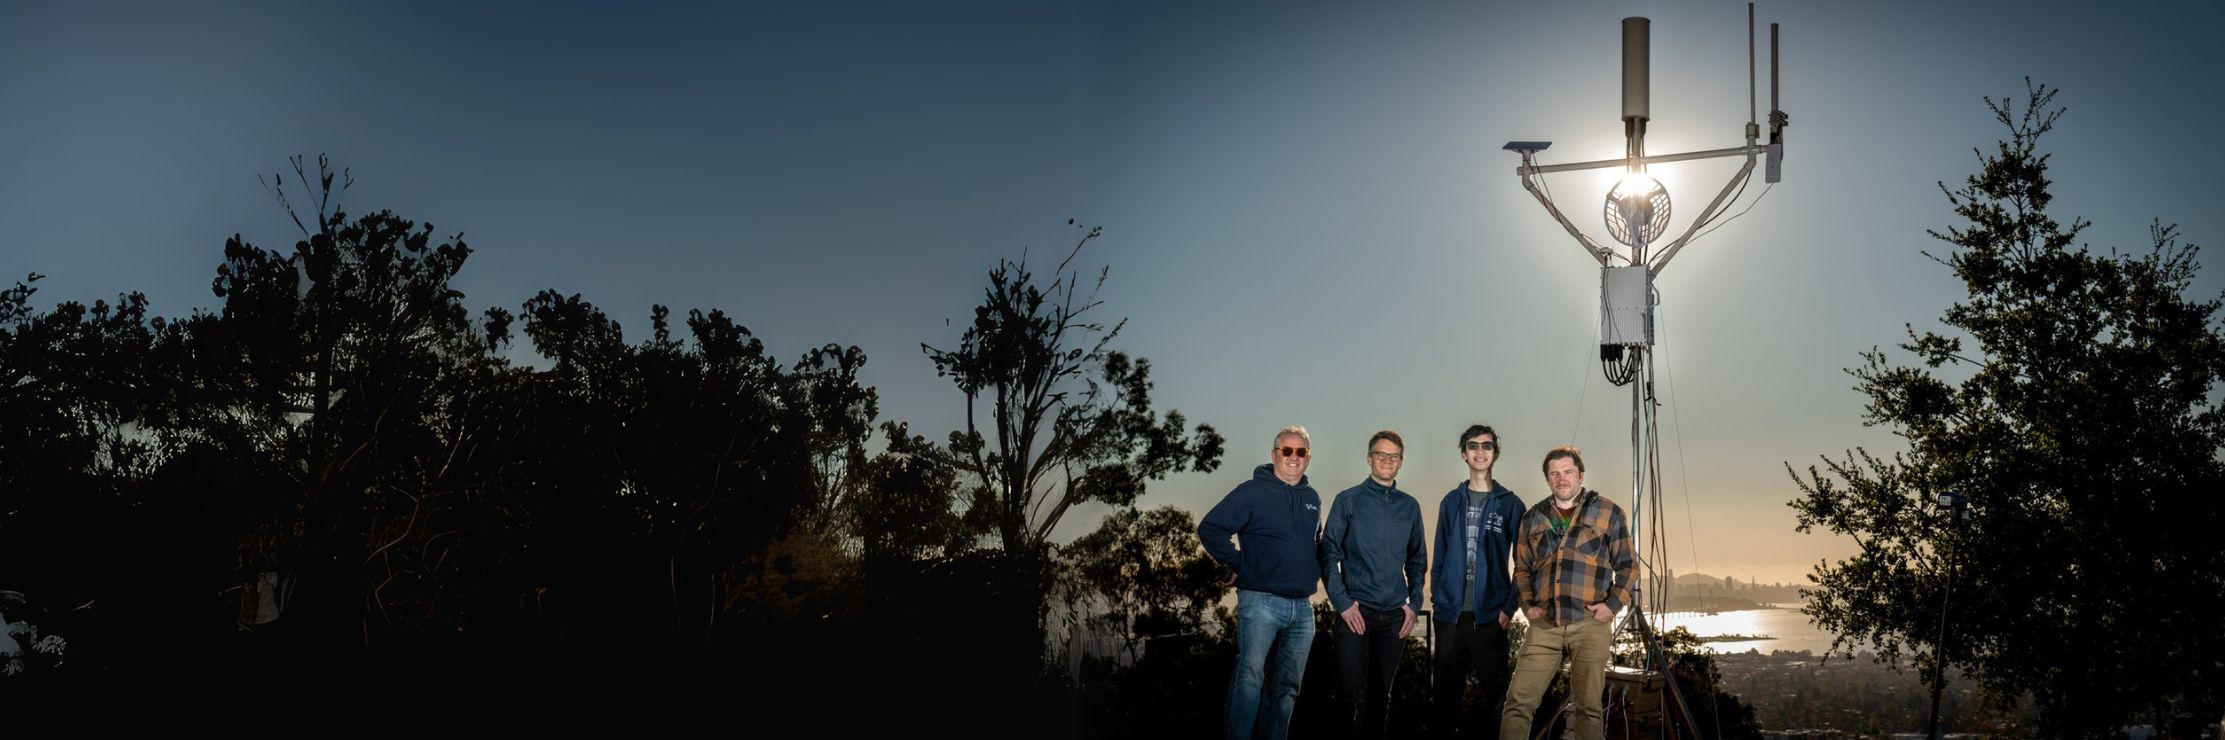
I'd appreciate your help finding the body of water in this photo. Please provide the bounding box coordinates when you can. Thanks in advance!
[1651,604,1841,655]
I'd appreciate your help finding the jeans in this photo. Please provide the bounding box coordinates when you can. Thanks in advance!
[1432,611,1510,740]
[1228,589,1316,740]
[1500,617,1611,740]
[1334,604,1407,740]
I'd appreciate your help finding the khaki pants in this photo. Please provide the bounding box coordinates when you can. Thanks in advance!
[1499,617,1611,740]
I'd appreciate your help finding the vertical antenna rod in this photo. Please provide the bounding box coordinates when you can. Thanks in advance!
[1748,4,1758,133]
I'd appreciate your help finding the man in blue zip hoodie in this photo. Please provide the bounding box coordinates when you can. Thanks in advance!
[1429,424,1525,739]
[1199,425,1325,740]
[1320,430,1427,740]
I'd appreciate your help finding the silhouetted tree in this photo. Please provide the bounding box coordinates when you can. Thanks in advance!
[200,154,506,655]
[512,292,824,653]
[1062,505,1223,660]
[880,224,1228,732]
[793,343,877,535]
[922,223,1225,555]
[0,156,536,675]
[853,421,966,571]
[1788,80,2225,736]
[0,274,196,674]
[0,155,888,681]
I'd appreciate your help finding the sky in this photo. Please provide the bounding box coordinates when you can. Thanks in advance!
[5,0,2221,585]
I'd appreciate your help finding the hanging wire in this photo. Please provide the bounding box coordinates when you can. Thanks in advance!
[1067,0,1078,219]
[1658,313,1705,596]
[1684,181,1773,249]
[1571,334,1596,444]
[1647,361,1671,629]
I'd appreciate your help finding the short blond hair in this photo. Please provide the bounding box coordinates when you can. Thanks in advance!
[1274,425,1311,448]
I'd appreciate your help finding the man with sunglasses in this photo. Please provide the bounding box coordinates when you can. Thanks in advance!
[1428,425,1526,739]
[1200,425,1326,740]
[1319,430,1426,740]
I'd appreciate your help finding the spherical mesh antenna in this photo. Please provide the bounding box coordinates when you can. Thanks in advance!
[1604,175,1672,247]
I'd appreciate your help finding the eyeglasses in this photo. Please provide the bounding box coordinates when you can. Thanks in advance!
[1369,451,1403,462]
[1462,441,1498,452]
[1275,446,1310,458]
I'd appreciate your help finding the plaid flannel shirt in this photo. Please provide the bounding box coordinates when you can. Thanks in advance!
[1511,490,1635,628]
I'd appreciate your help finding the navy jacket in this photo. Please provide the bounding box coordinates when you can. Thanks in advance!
[1320,477,1426,613]
[1429,479,1524,622]
[1199,464,1324,599]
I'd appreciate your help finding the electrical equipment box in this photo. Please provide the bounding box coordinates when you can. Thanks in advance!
[1601,265,1654,347]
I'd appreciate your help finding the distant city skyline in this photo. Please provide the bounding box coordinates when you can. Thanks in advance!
[6,0,2221,585]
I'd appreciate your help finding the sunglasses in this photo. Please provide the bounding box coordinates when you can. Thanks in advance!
[1275,446,1311,458]
[1462,441,1498,452]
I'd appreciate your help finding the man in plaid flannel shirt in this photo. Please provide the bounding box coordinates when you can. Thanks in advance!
[1499,445,1634,740]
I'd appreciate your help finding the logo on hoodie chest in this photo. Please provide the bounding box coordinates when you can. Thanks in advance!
[1483,513,1508,535]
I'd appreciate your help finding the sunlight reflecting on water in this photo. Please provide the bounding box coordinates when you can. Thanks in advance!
[1651,604,1839,655]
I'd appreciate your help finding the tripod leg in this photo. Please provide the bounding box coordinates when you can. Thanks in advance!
[1627,602,1706,740]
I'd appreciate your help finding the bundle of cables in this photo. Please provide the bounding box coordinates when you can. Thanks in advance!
[1601,345,1643,386]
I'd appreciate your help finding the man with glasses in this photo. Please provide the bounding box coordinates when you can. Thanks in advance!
[1319,430,1426,740]
[1429,425,1525,739]
[1200,425,1326,740]
[1500,445,1633,740]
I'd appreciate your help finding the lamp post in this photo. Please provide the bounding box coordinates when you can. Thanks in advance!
[1926,488,1969,739]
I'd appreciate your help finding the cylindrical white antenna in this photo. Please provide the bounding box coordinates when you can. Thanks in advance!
[1622,17,1650,122]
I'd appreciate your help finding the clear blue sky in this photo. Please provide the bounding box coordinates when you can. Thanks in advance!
[6,0,2220,584]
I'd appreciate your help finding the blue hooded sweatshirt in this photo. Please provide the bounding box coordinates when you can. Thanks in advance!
[1429,479,1524,623]
[1198,463,1324,600]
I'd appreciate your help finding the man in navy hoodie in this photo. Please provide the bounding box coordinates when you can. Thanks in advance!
[1428,424,1525,739]
[1200,425,1325,740]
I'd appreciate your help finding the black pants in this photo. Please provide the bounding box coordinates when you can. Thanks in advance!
[1432,611,1510,740]
[1334,604,1407,740]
